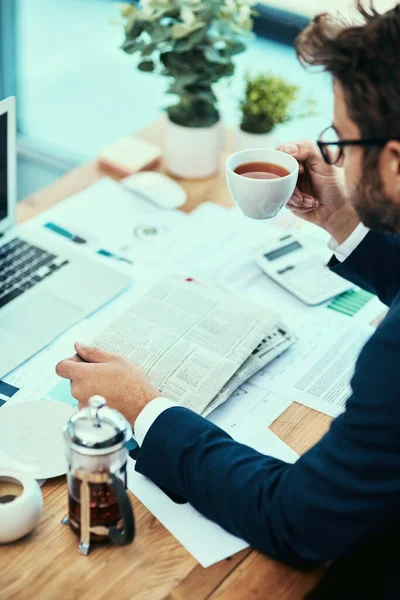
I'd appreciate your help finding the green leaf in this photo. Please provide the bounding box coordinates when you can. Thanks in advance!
[144,21,171,44]
[173,26,207,53]
[195,90,217,104]
[141,43,157,57]
[138,60,155,72]
[167,73,202,94]
[224,40,246,57]
[161,52,192,74]
[167,103,219,128]
[124,16,144,40]
[204,47,229,65]
[121,39,142,55]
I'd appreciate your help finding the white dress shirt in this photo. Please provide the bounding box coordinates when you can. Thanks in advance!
[328,222,369,263]
[134,222,370,446]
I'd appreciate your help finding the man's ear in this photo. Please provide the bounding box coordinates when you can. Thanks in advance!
[380,141,400,202]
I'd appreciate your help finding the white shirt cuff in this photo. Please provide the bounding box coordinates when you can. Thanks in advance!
[328,223,369,263]
[134,397,178,446]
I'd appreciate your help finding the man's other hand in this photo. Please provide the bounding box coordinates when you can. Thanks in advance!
[56,343,161,425]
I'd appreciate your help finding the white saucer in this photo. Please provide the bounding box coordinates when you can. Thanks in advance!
[0,401,76,479]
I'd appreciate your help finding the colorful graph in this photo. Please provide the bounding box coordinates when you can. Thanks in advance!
[327,289,373,317]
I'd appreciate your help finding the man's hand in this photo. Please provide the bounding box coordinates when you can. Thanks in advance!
[278,141,360,244]
[56,343,161,425]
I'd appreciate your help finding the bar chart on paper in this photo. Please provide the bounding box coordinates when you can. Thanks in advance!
[327,289,374,317]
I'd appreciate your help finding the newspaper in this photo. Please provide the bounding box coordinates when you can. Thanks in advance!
[94,275,294,415]
[202,323,296,416]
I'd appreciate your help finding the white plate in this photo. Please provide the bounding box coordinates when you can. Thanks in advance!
[0,401,76,479]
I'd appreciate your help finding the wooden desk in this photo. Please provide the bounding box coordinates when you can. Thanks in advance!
[2,121,328,600]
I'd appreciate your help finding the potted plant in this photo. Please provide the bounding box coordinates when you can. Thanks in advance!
[120,0,255,179]
[237,73,310,151]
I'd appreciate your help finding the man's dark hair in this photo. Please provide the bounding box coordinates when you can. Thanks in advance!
[295,2,400,139]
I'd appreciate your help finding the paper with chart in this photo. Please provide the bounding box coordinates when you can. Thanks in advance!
[180,202,386,327]
[93,275,293,416]
[24,177,193,268]
[251,311,374,418]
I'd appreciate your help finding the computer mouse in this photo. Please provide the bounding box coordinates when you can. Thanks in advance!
[122,172,187,210]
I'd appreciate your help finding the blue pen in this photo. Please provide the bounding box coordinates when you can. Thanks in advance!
[45,222,87,244]
[97,249,133,265]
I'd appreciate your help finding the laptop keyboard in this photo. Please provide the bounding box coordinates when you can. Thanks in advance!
[0,238,69,309]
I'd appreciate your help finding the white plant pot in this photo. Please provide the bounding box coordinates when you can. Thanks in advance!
[235,128,278,152]
[164,118,222,179]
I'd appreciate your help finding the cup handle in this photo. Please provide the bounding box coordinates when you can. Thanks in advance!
[107,473,135,546]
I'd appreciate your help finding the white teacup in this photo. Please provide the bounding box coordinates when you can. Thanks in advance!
[226,148,299,220]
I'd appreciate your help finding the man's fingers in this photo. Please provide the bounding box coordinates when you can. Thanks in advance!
[74,343,116,364]
[56,358,82,380]
[287,190,318,210]
[290,206,317,215]
[278,140,321,166]
[70,353,84,363]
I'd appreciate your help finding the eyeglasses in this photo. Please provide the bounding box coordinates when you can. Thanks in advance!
[317,125,397,166]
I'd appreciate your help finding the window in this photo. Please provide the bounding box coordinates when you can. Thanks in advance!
[2,0,332,174]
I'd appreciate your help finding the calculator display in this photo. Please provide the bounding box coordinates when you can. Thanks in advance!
[264,241,302,262]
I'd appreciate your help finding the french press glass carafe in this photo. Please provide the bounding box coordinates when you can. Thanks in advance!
[62,395,135,555]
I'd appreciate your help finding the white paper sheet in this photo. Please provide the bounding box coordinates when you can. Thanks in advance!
[182,203,386,328]
[23,178,192,268]
[208,382,293,435]
[127,425,298,568]
[251,312,374,417]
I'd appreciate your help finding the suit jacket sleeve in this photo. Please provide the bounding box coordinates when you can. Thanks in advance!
[329,231,400,306]
[135,310,400,569]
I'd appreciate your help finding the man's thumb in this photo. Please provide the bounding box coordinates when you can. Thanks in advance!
[74,343,110,363]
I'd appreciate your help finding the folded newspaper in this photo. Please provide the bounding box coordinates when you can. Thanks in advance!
[94,275,296,417]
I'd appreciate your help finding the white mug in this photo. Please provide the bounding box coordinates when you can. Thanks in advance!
[226,148,299,220]
[0,469,43,543]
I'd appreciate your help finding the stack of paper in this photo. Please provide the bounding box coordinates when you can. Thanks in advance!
[94,275,296,417]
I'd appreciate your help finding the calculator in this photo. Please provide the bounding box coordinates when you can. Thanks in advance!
[252,234,353,306]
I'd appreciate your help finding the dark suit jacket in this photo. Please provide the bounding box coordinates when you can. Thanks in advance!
[135,231,400,599]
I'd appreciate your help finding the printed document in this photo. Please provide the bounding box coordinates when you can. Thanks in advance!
[252,312,374,417]
[94,275,294,416]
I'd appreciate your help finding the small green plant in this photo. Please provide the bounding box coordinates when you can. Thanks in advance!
[120,0,256,128]
[240,73,313,135]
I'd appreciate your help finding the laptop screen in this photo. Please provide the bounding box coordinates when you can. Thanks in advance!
[0,112,7,223]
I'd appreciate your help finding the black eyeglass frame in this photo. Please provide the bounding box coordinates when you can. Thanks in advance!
[317,126,397,166]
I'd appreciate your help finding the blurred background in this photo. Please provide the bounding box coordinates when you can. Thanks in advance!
[0,0,397,199]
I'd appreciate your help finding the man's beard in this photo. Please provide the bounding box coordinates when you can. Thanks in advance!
[352,161,400,234]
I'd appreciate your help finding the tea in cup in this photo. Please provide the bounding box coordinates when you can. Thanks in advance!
[226,149,299,219]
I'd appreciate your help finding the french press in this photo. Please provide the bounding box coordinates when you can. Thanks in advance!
[62,395,135,555]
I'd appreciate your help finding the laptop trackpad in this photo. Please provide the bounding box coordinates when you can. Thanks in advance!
[0,291,83,344]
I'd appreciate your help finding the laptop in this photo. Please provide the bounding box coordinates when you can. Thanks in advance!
[0,97,132,377]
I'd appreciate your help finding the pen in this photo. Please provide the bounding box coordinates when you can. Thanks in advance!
[97,249,134,265]
[44,222,87,244]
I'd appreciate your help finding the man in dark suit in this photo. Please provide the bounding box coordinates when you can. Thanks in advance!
[57,3,400,598]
